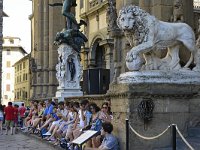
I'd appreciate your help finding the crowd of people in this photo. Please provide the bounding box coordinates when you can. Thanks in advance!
[0,99,119,150]
[0,102,26,135]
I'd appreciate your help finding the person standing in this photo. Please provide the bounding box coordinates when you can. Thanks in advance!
[4,102,15,135]
[18,103,26,128]
[13,105,19,134]
[0,104,4,134]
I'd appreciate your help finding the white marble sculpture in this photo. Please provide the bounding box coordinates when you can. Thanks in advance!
[56,44,83,100]
[117,5,200,72]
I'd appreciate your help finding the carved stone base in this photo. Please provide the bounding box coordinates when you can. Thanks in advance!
[56,88,83,102]
[55,44,83,101]
[108,81,200,150]
[118,70,200,84]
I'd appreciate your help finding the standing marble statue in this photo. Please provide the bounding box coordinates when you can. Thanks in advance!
[50,0,88,100]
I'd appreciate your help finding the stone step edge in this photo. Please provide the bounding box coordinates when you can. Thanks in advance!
[20,130,63,150]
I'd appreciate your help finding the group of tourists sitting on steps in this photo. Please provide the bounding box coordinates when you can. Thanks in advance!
[21,99,119,150]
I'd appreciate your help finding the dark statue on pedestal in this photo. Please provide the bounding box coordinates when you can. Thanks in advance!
[68,58,76,81]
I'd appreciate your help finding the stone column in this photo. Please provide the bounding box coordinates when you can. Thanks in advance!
[139,0,151,13]
[110,31,123,83]
[82,48,89,70]
[36,0,44,98]
[43,0,49,97]
[48,0,64,97]
[183,0,194,27]
[100,40,114,81]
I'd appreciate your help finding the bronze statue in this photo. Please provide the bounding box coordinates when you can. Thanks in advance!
[49,0,85,29]
[62,0,77,29]
[68,58,75,81]
[54,28,88,53]
[49,0,88,52]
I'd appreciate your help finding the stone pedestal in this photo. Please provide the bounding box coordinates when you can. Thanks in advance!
[108,71,200,150]
[55,44,83,101]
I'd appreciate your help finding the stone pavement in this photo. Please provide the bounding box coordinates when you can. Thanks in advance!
[0,132,59,150]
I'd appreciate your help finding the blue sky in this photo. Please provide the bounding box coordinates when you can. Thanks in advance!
[3,0,32,53]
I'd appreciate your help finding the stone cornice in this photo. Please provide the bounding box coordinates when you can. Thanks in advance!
[80,0,108,19]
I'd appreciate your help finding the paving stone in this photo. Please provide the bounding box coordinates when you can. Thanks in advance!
[0,132,59,150]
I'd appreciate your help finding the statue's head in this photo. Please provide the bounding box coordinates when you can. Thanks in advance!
[117,5,147,31]
[174,0,182,6]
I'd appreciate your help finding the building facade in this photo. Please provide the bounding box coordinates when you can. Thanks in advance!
[29,0,64,100]
[29,0,195,100]
[0,0,8,103]
[13,54,30,104]
[2,37,27,105]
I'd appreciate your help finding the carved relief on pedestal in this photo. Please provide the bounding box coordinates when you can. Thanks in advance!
[56,44,82,89]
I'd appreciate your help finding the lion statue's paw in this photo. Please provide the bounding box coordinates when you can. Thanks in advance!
[126,52,133,62]
[126,51,138,62]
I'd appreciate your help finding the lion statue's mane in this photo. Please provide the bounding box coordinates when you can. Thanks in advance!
[117,5,199,71]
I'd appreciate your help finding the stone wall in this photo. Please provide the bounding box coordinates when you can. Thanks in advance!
[0,0,2,103]
[108,83,200,150]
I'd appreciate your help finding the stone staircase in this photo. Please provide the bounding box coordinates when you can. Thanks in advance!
[154,127,200,150]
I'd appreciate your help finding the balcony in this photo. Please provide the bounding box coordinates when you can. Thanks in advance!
[89,0,104,9]
[80,0,108,18]
[194,1,200,9]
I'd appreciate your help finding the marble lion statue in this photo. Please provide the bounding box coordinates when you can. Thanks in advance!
[117,5,199,71]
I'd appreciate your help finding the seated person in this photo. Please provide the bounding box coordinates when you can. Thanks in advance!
[99,102,112,123]
[50,102,78,145]
[39,105,59,131]
[85,122,119,150]
[29,100,54,131]
[42,101,69,137]
[23,101,35,129]
[66,99,91,141]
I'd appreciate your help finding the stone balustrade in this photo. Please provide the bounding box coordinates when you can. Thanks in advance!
[89,0,104,9]
[194,1,200,8]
